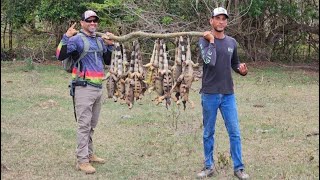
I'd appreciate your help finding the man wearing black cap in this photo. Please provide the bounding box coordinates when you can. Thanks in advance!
[56,10,114,174]
[197,7,249,179]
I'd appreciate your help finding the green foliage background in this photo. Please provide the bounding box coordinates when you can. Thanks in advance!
[1,0,319,63]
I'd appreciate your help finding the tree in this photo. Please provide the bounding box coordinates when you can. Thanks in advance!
[227,0,319,62]
[1,0,41,51]
[1,0,319,63]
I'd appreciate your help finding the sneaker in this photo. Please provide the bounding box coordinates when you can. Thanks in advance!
[234,169,249,179]
[89,154,106,164]
[196,166,215,179]
[76,162,96,174]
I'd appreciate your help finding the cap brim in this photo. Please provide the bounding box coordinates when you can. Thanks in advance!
[212,13,229,18]
[89,16,99,20]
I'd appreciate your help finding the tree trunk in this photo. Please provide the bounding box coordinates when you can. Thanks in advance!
[2,20,7,49]
[9,22,13,51]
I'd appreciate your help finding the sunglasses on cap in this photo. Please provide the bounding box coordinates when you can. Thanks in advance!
[84,18,99,23]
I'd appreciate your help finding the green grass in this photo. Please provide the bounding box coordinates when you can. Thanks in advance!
[1,61,319,179]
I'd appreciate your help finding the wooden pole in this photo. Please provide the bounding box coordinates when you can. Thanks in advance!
[96,31,203,42]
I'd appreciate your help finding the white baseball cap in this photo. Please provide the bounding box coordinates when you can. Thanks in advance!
[81,10,99,21]
[211,7,229,18]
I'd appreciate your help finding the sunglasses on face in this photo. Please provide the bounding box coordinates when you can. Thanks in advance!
[84,19,99,23]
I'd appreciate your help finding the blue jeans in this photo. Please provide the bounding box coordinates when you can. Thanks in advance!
[201,93,244,171]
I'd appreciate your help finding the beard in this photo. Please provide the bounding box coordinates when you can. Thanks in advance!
[213,27,224,32]
[88,26,97,33]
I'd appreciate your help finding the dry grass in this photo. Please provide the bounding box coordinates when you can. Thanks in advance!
[1,61,319,179]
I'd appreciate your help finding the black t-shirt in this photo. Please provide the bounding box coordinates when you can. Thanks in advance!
[198,35,241,94]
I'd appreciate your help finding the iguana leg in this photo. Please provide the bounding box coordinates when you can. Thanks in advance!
[176,99,181,106]
[119,99,126,104]
[188,100,195,109]
[112,96,118,102]
[148,86,155,93]
[158,96,165,103]
[155,97,161,105]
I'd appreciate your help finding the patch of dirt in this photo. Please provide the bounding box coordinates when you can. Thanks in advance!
[1,163,10,172]
[41,60,62,66]
[38,99,59,109]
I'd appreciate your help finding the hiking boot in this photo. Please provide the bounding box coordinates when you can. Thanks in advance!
[89,154,106,164]
[234,169,249,179]
[196,166,215,179]
[76,162,96,174]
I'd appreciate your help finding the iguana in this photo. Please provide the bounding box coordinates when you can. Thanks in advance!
[159,42,173,108]
[132,40,145,102]
[114,43,126,102]
[153,40,165,104]
[144,39,158,92]
[105,47,118,102]
[171,37,198,109]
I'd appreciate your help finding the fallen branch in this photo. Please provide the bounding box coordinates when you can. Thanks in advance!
[306,132,319,137]
[96,31,203,42]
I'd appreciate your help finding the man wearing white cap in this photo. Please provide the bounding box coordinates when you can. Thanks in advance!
[197,7,249,179]
[56,10,114,174]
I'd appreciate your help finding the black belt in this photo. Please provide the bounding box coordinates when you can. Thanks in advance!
[73,79,102,89]
[87,81,102,89]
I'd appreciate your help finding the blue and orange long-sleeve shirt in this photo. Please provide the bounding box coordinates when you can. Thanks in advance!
[56,30,113,86]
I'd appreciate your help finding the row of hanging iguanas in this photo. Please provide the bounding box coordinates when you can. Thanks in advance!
[105,40,147,109]
[105,36,198,109]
